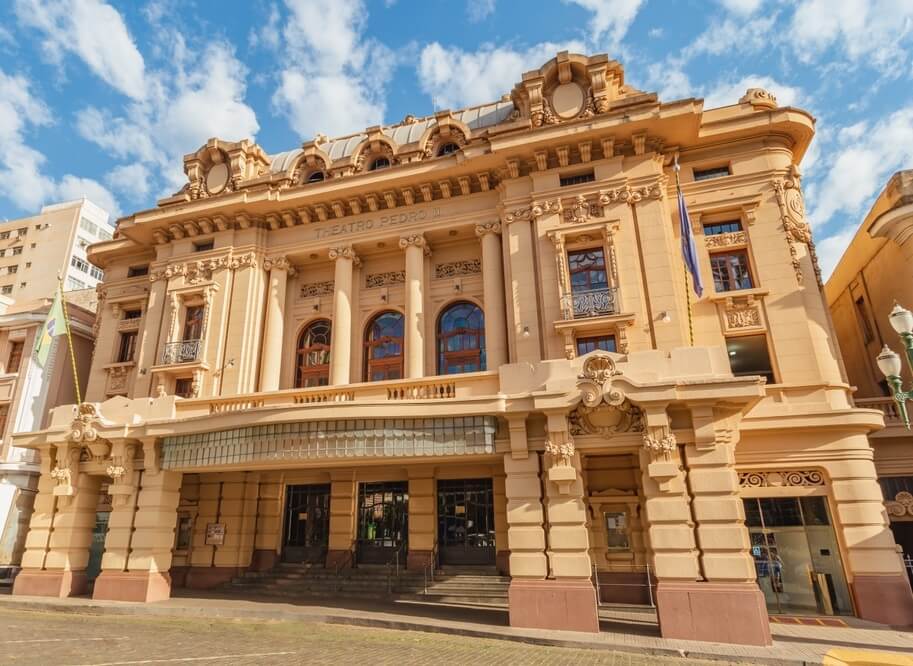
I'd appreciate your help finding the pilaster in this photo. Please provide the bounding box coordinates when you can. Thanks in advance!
[329,246,358,385]
[259,256,293,392]
[326,470,356,568]
[400,233,429,379]
[407,466,435,569]
[475,222,508,369]
[134,276,167,397]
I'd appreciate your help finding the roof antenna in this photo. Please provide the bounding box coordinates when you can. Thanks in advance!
[432,96,439,112]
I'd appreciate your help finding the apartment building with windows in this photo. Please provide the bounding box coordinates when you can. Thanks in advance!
[10,53,912,645]
[826,170,913,576]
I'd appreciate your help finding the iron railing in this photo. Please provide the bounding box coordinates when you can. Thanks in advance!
[561,286,619,319]
[161,339,202,365]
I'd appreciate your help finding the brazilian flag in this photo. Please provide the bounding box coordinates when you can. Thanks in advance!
[33,290,65,367]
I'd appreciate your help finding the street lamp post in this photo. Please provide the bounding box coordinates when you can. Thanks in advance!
[876,303,913,429]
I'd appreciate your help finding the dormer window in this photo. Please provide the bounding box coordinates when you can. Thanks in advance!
[307,171,326,183]
[369,157,391,171]
[437,142,460,157]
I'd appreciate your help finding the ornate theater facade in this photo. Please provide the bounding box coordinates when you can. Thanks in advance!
[10,53,912,644]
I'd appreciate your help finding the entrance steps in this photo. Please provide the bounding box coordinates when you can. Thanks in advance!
[228,563,510,608]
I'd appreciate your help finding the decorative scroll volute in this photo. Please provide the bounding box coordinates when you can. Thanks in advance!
[577,354,623,408]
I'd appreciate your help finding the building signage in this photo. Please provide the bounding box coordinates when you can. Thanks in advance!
[205,522,226,545]
[314,207,442,240]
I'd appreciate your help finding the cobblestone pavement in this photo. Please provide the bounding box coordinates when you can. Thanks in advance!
[0,608,746,666]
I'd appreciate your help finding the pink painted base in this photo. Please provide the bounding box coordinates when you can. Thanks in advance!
[407,550,432,570]
[184,566,242,589]
[93,571,172,602]
[325,549,353,569]
[508,579,599,633]
[655,581,772,646]
[12,569,87,598]
[496,551,510,576]
[852,574,913,626]
[250,549,279,572]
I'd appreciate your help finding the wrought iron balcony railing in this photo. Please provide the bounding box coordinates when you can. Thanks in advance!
[161,339,202,365]
[561,286,619,319]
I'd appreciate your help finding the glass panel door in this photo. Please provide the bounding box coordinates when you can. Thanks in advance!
[437,478,495,565]
[86,511,110,582]
[282,484,331,563]
[357,481,408,565]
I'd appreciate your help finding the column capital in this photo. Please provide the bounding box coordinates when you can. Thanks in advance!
[398,232,431,255]
[328,245,360,265]
[474,221,502,238]
[263,255,296,275]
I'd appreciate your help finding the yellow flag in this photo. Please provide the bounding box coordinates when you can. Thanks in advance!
[33,290,65,367]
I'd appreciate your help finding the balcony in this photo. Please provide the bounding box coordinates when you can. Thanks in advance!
[161,339,202,365]
[561,286,619,320]
[856,397,907,437]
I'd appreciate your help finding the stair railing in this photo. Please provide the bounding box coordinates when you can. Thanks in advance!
[334,543,357,592]
[424,541,439,595]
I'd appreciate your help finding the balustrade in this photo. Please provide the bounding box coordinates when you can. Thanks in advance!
[856,397,903,425]
[561,286,619,319]
[161,339,202,365]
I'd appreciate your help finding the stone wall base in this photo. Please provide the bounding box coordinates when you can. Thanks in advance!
[655,581,771,646]
[93,571,172,602]
[496,550,510,576]
[250,549,279,572]
[508,579,599,633]
[852,574,913,626]
[325,549,353,569]
[183,566,243,589]
[407,550,432,570]
[597,570,654,605]
[12,569,87,598]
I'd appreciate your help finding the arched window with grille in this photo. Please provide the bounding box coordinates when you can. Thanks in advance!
[437,142,460,157]
[295,319,332,388]
[437,301,485,375]
[364,311,404,381]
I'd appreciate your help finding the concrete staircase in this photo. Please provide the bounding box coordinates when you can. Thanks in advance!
[228,563,510,608]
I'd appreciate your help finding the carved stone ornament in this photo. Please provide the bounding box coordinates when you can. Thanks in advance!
[299,280,335,298]
[263,255,295,273]
[725,296,763,330]
[577,354,623,408]
[705,231,748,249]
[642,429,677,455]
[366,271,405,288]
[563,195,596,224]
[544,436,575,466]
[398,233,429,252]
[502,199,561,224]
[328,245,360,265]
[598,182,664,206]
[886,491,913,519]
[772,166,822,288]
[51,441,83,501]
[474,221,501,238]
[68,402,100,443]
[739,88,778,110]
[570,354,645,436]
[738,470,825,488]
[150,253,257,283]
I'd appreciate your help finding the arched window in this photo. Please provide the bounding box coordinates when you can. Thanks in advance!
[368,157,391,171]
[364,311,404,381]
[295,319,332,388]
[438,302,485,375]
[437,142,460,157]
[306,171,325,183]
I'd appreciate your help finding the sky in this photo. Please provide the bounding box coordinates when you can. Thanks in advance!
[1,0,912,279]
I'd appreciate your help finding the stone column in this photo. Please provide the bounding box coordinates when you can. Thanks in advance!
[259,257,292,392]
[679,407,771,645]
[251,477,283,571]
[407,467,435,570]
[13,448,101,598]
[326,470,356,568]
[328,246,358,386]
[475,222,508,369]
[93,441,142,594]
[399,233,428,379]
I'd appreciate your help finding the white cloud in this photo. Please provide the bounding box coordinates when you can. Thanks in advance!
[718,0,762,15]
[14,0,147,100]
[248,4,281,51]
[418,40,586,110]
[808,106,913,227]
[790,0,913,75]
[105,164,151,203]
[563,0,645,46]
[57,175,120,218]
[703,75,803,109]
[680,14,777,61]
[467,0,496,22]
[815,225,857,281]
[644,62,693,101]
[275,71,386,139]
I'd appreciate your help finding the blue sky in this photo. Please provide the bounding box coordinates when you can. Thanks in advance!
[1,0,912,278]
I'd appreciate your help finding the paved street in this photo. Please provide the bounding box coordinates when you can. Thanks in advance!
[0,608,746,666]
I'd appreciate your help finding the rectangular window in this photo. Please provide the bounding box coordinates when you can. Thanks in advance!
[7,341,23,373]
[90,266,103,280]
[604,511,630,550]
[854,297,875,345]
[66,277,86,290]
[0,232,9,240]
[71,256,90,273]
[693,165,731,181]
[0,286,11,295]
[193,240,214,252]
[7,265,17,275]
[18,282,25,289]
[726,334,774,384]
[16,227,26,236]
[703,220,742,236]
[127,265,149,278]
[576,335,617,356]
[560,171,595,187]
[710,250,753,292]
[25,262,31,268]
[79,218,97,235]
[123,309,142,320]
[116,331,137,363]
[11,246,22,255]
[174,377,194,398]
[0,404,8,439]
[183,305,204,340]
[175,515,194,550]
[568,248,609,292]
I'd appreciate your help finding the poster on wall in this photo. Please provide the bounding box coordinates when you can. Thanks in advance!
[205,522,226,545]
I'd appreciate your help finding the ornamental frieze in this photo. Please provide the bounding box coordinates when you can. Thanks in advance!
[738,470,825,488]
[149,252,257,283]
[502,199,561,224]
[705,231,748,249]
[598,182,664,206]
[299,281,335,298]
[366,271,405,288]
[886,492,913,520]
[434,260,481,279]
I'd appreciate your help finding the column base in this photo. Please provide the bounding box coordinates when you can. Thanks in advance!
[852,574,913,626]
[12,569,87,598]
[407,550,432,570]
[496,550,510,576]
[184,566,243,589]
[93,571,172,602]
[656,581,771,646]
[508,579,599,633]
[250,549,279,572]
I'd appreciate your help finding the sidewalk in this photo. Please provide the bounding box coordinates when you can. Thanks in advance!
[1,590,912,665]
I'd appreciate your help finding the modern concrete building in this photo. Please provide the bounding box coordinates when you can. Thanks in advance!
[10,53,913,644]
[826,170,913,572]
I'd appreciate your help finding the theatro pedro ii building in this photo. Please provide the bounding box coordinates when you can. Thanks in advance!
[11,53,913,644]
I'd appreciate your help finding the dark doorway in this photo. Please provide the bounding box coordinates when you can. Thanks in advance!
[437,478,495,566]
[357,481,408,565]
[86,511,110,583]
[282,484,330,563]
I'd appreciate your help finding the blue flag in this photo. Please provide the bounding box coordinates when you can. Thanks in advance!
[677,174,703,298]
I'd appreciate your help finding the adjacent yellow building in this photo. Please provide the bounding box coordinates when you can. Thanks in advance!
[11,53,912,645]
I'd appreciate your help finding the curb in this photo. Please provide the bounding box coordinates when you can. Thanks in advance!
[0,596,809,665]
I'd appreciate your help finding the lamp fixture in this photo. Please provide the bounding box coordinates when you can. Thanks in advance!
[875,302,913,429]
[522,325,531,339]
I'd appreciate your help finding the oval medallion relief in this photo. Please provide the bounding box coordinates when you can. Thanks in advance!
[206,162,230,194]
[551,82,585,119]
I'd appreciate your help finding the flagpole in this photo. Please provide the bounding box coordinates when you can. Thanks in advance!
[673,159,696,346]
[57,276,82,405]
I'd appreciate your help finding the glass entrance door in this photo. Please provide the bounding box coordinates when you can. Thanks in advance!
[743,496,852,615]
[282,484,330,563]
[357,481,408,565]
[437,478,495,566]
[86,511,110,583]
